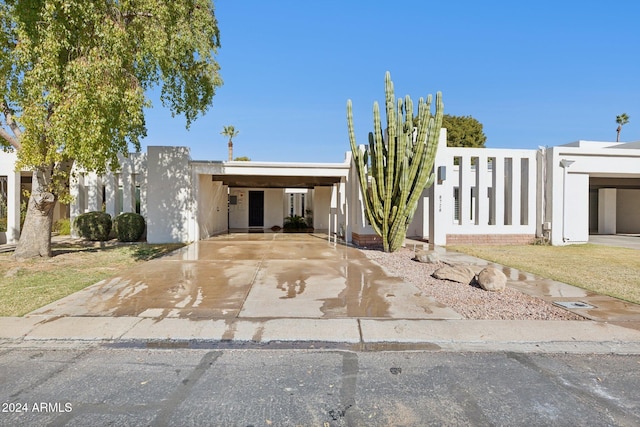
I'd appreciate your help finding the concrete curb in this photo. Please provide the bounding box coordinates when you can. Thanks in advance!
[3,316,640,354]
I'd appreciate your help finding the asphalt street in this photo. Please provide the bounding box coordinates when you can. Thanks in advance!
[1,346,639,426]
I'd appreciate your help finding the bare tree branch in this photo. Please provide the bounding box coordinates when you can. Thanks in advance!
[2,100,22,140]
[0,125,20,150]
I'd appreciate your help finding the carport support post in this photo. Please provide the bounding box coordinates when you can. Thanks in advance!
[340,177,349,242]
[330,183,338,242]
[598,188,617,235]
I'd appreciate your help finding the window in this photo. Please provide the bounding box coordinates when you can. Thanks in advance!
[132,174,141,214]
[290,193,294,216]
[453,187,460,222]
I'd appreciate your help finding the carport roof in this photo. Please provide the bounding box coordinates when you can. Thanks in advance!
[192,157,351,189]
[211,174,342,188]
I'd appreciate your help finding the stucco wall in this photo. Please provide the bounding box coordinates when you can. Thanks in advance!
[562,172,590,243]
[146,146,192,243]
[313,186,331,230]
[264,188,284,228]
[229,188,285,229]
[406,190,429,238]
[228,188,247,228]
[198,177,228,238]
[617,189,640,233]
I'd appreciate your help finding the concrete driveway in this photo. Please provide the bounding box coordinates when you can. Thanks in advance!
[30,233,462,321]
[589,234,640,250]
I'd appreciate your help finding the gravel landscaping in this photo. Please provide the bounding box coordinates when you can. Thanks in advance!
[362,248,584,320]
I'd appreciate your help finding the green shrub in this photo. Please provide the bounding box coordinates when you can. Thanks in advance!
[305,209,313,228]
[74,211,112,241]
[52,218,71,235]
[284,215,308,231]
[0,217,6,232]
[113,212,146,242]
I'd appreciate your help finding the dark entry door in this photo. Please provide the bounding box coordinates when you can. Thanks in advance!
[248,191,264,227]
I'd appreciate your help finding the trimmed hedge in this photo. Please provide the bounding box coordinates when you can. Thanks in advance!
[113,212,146,242]
[74,211,112,241]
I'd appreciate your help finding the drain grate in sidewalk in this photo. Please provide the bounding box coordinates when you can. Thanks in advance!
[553,301,595,309]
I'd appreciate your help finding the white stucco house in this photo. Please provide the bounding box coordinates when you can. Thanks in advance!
[1,131,639,247]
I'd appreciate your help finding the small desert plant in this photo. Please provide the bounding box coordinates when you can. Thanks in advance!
[531,236,550,246]
[113,212,146,242]
[74,211,112,241]
[284,215,308,231]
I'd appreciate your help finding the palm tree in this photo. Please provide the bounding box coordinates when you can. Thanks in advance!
[221,125,239,161]
[616,113,629,142]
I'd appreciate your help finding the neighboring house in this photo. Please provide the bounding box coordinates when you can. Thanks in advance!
[1,132,639,246]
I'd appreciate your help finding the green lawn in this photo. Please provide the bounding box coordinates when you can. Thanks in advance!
[449,243,640,304]
[0,242,184,316]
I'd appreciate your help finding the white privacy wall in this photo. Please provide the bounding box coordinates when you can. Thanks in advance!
[145,146,192,243]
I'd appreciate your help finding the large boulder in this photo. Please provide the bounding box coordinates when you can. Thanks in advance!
[414,250,440,264]
[477,266,507,292]
[432,265,476,285]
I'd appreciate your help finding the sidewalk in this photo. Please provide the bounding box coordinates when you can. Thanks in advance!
[3,316,640,353]
[2,234,640,353]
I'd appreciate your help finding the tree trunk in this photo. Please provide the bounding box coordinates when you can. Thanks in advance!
[13,168,58,260]
[228,140,233,161]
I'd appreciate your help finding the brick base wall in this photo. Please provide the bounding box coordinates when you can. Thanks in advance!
[351,232,383,248]
[446,234,536,245]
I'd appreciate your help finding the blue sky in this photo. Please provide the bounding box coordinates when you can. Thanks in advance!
[141,0,640,162]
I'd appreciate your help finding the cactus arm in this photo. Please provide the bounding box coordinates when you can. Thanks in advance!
[347,73,443,252]
[372,102,386,200]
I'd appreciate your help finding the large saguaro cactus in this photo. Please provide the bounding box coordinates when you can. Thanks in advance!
[347,71,443,252]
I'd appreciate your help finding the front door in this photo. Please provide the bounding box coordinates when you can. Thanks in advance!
[248,191,264,227]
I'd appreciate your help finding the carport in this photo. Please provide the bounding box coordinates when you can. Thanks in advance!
[589,176,640,235]
[190,158,352,241]
[546,141,640,245]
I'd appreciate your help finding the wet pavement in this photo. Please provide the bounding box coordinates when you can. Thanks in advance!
[5,233,640,353]
[28,233,461,321]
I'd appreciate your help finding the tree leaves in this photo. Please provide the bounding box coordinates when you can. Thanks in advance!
[1,0,222,177]
[441,114,486,148]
